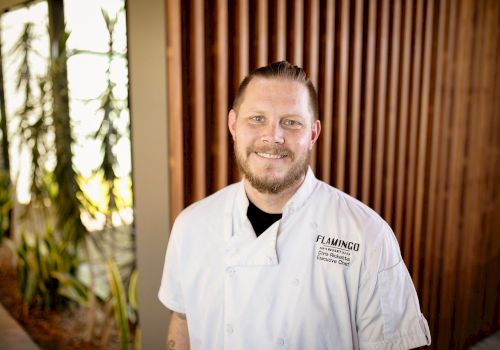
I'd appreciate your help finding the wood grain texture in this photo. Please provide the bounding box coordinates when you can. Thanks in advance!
[403,0,424,267]
[213,0,229,191]
[373,0,389,214]
[190,0,206,201]
[361,0,377,205]
[384,0,402,226]
[348,0,363,198]
[166,0,184,219]
[412,0,434,291]
[394,0,413,241]
[318,0,335,182]
[422,0,447,326]
[290,0,304,66]
[335,0,350,190]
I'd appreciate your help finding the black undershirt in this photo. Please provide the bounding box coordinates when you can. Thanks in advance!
[247,201,282,237]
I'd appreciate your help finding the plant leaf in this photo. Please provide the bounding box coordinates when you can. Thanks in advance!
[106,258,129,350]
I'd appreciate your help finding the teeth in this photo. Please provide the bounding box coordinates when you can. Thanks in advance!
[256,152,286,159]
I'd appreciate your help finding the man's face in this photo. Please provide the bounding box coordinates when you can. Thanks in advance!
[228,77,321,194]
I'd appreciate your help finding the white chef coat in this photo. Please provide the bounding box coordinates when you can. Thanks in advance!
[159,168,431,349]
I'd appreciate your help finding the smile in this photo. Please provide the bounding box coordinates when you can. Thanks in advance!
[255,152,287,159]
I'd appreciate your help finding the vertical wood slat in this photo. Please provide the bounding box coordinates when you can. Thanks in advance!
[438,0,473,347]
[479,0,500,335]
[214,0,228,191]
[403,0,424,266]
[394,0,413,240]
[457,1,491,343]
[319,0,335,183]
[348,0,363,198]
[190,0,206,201]
[291,0,303,65]
[305,0,319,171]
[373,0,389,214]
[166,1,500,348]
[383,0,401,226]
[236,0,249,82]
[361,0,377,205]
[422,0,448,321]
[335,0,349,190]
[457,1,481,340]
[256,0,268,67]
[431,0,458,341]
[455,0,482,339]
[305,0,319,89]
[273,0,286,61]
[481,0,500,327]
[412,0,434,290]
[166,0,184,219]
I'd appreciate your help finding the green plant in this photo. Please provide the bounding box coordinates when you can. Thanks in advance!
[51,270,89,306]
[49,25,88,264]
[107,258,129,349]
[0,25,11,174]
[98,258,139,350]
[0,170,12,242]
[73,8,129,225]
[128,269,141,350]
[4,3,138,347]
[8,5,87,266]
[47,231,139,349]
[16,226,77,313]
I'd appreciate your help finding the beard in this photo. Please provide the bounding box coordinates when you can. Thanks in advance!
[234,142,310,194]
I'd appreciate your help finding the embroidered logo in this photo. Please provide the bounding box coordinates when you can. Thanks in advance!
[315,234,360,267]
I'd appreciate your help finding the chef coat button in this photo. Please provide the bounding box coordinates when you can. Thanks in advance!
[292,278,300,286]
[267,256,274,264]
[225,324,234,334]
[277,338,285,346]
[226,267,235,275]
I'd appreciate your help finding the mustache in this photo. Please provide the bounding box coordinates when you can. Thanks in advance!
[247,146,293,158]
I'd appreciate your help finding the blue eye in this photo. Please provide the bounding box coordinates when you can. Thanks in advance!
[250,115,265,123]
[282,119,302,128]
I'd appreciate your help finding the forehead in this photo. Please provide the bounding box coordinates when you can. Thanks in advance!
[238,78,311,116]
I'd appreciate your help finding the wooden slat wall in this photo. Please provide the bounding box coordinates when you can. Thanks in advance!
[165,0,500,348]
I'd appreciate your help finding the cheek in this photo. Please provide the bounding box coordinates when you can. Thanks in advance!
[236,129,258,145]
[234,133,254,155]
[290,133,312,149]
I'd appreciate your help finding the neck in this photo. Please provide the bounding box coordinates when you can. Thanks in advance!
[243,174,305,214]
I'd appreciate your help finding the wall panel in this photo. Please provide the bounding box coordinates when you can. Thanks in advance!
[164,0,500,348]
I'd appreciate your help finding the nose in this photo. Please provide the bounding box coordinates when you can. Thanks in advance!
[261,122,284,144]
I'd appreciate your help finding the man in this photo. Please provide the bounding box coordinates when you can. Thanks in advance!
[159,61,431,349]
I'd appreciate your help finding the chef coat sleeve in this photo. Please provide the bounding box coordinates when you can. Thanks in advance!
[356,220,431,350]
[158,222,186,314]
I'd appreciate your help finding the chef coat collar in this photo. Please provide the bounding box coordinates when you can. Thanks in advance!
[224,168,318,267]
[281,167,317,219]
[234,166,317,219]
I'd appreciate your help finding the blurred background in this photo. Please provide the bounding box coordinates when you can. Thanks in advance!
[0,0,498,349]
[0,0,137,349]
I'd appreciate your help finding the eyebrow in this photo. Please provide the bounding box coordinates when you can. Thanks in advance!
[243,110,305,119]
[281,114,305,119]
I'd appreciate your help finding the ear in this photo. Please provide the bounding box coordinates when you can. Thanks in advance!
[309,120,321,149]
[228,109,237,140]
